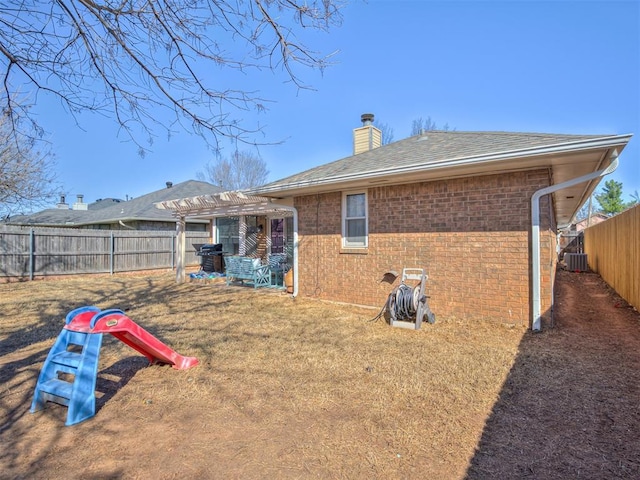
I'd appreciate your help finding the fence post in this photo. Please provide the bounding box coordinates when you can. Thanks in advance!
[110,231,115,275]
[29,229,35,281]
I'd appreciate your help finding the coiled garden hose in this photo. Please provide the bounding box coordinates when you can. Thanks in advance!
[368,282,435,325]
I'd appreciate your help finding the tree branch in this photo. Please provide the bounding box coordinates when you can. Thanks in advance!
[0,0,344,154]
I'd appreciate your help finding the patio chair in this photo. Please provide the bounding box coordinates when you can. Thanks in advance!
[267,253,288,288]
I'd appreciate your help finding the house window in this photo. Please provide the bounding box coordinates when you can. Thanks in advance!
[244,216,259,257]
[216,216,262,256]
[342,191,368,248]
[216,217,239,254]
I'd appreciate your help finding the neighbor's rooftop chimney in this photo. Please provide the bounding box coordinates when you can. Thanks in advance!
[353,113,381,155]
[72,194,88,211]
[56,194,69,209]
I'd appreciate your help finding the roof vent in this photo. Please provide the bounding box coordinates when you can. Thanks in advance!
[361,113,374,126]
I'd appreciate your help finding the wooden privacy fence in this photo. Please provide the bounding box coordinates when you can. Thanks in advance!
[583,204,639,311]
[0,225,210,280]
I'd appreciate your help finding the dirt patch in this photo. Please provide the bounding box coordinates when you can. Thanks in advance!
[1,270,638,479]
[467,270,640,479]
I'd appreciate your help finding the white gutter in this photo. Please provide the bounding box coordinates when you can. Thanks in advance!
[531,151,619,331]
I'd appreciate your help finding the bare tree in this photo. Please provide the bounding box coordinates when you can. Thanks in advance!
[373,120,394,145]
[575,200,595,222]
[197,150,269,190]
[411,116,454,135]
[0,1,344,154]
[0,111,59,217]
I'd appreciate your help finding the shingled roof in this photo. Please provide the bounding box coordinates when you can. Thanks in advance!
[6,180,224,227]
[252,130,614,195]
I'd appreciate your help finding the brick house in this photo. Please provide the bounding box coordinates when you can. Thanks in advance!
[158,116,631,330]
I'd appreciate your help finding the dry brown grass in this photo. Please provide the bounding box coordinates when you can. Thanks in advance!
[1,271,638,479]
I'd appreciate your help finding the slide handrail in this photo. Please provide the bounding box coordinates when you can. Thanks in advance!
[90,309,125,329]
[65,306,100,325]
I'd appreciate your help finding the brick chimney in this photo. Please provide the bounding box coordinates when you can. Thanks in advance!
[353,113,382,155]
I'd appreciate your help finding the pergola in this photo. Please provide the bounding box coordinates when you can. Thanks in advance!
[155,191,298,295]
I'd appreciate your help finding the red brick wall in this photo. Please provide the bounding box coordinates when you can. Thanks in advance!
[293,170,556,326]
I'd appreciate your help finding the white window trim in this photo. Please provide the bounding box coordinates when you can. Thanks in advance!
[342,190,368,248]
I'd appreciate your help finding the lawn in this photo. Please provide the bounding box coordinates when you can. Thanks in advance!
[1,271,638,479]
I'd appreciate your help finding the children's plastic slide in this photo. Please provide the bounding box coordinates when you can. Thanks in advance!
[30,306,198,426]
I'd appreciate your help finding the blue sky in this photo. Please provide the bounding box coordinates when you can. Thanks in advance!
[36,0,639,205]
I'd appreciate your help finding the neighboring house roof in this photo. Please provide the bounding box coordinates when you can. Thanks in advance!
[249,130,632,226]
[5,180,225,227]
[6,208,86,226]
[89,198,124,210]
[574,213,609,231]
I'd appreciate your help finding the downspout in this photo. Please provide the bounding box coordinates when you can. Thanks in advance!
[531,151,619,331]
[274,205,299,298]
[118,220,136,230]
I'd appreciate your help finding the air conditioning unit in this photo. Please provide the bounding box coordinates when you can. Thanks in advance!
[565,253,588,272]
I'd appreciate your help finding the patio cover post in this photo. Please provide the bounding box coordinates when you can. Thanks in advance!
[176,215,186,283]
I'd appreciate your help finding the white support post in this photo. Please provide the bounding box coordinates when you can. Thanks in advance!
[176,216,186,283]
[209,218,215,244]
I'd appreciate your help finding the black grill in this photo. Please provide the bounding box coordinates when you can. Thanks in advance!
[195,243,224,273]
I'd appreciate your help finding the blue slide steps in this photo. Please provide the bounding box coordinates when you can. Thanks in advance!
[30,307,104,426]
